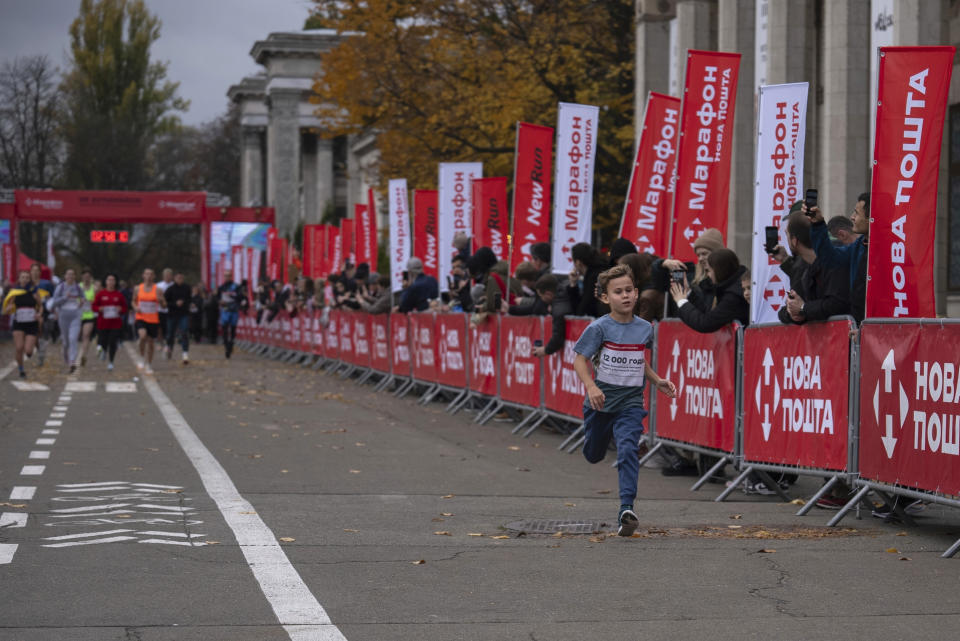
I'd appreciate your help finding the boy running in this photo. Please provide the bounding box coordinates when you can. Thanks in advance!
[573,264,676,537]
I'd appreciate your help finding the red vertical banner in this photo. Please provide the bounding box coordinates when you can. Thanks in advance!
[471,177,508,260]
[326,226,341,276]
[510,122,553,272]
[246,247,256,300]
[266,227,278,280]
[366,188,379,272]
[619,92,681,255]
[413,190,440,280]
[671,50,741,262]
[341,218,355,266]
[281,238,290,284]
[302,224,318,278]
[867,46,954,319]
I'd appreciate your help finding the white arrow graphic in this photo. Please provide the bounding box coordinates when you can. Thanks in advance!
[899,381,909,428]
[754,377,762,413]
[762,348,774,385]
[881,348,896,393]
[761,404,771,442]
[672,340,680,371]
[881,415,897,459]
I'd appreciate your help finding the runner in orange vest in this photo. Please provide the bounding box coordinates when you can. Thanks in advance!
[133,268,164,375]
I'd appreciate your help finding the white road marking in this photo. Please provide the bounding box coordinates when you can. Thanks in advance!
[132,345,347,641]
[64,381,96,392]
[45,420,62,427]
[53,405,68,411]
[10,487,36,500]
[0,543,18,564]
[57,481,128,488]
[42,429,60,435]
[105,382,137,393]
[21,466,45,476]
[48,510,134,518]
[43,536,136,548]
[11,381,49,391]
[0,360,17,381]
[29,451,50,460]
[43,529,133,540]
[137,539,197,546]
[0,513,28,528]
[55,487,131,494]
[131,483,182,489]
[58,396,71,403]
[138,531,207,538]
[50,412,66,418]
[134,504,194,512]
[50,503,130,513]
[36,438,56,445]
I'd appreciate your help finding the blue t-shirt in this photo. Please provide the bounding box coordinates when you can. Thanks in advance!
[573,314,653,413]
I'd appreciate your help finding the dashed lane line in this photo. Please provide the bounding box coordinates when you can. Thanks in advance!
[10,487,36,500]
[20,466,45,476]
[126,343,348,641]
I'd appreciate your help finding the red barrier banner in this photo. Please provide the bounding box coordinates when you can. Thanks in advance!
[300,312,313,354]
[325,310,340,360]
[339,310,354,363]
[280,313,293,351]
[469,314,498,396]
[435,313,468,388]
[670,50,741,262]
[859,322,960,496]
[742,321,851,470]
[14,190,205,223]
[390,313,412,377]
[369,315,390,373]
[471,177,508,260]
[866,47,954,319]
[655,320,738,452]
[509,122,553,272]
[410,312,438,383]
[311,310,325,357]
[352,313,371,368]
[499,315,544,407]
[544,317,591,418]
[619,92,681,256]
[413,190,440,280]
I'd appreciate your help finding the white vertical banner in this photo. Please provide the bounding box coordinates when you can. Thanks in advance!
[869,0,895,162]
[551,102,599,274]
[754,0,769,92]
[388,178,412,294]
[250,249,261,292]
[750,82,808,324]
[437,162,482,291]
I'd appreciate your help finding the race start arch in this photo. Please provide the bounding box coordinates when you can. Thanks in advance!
[1,189,274,285]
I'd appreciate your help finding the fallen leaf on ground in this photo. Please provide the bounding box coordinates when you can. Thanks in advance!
[115,514,131,519]
[442,494,455,499]
[490,535,510,540]
[564,503,576,507]
[595,489,611,495]
[441,512,453,516]
[146,447,159,452]
[468,533,484,537]
[281,469,289,474]
[896,532,908,537]
[279,537,295,542]
[886,548,899,553]
[899,556,912,561]
[355,442,366,447]
[531,443,540,448]
[758,549,777,554]
[508,446,521,451]
[412,559,426,565]
[588,535,606,543]
[205,541,220,545]
[0,503,26,508]
[727,525,743,529]
[343,528,358,533]
[433,531,451,536]
[249,454,263,459]
[789,498,806,506]
[349,469,361,474]
[431,518,445,522]
[161,489,182,494]
[516,467,531,472]
[552,532,564,538]
[240,511,256,515]
[730,514,743,520]
[127,467,142,471]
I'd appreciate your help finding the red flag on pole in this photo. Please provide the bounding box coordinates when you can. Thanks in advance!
[619,92,681,255]
[866,46,954,319]
[413,190,439,280]
[341,218,355,266]
[670,50,741,261]
[509,122,554,271]
[365,188,379,272]
[471,177,508,260]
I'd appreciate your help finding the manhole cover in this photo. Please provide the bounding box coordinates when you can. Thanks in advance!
[504,519,609,535]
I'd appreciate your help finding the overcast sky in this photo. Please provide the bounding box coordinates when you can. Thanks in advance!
[0,0,315,125]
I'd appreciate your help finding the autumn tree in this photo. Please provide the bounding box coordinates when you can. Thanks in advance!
[309,0,635,238]
[0,55,63,188]
[60,0,188,190]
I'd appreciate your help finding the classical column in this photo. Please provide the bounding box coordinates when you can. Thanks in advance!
[717,0,755,258]
[301,134,318,223]
[267,89,301,237]
[635,0,675,128]
[240,127,264,207]
[672,0,718,93]
[818,0,870,222]
[315,137,335,222]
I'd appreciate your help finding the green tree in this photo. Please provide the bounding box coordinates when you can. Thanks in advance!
[0,55,62,188]
[60,0,188,190]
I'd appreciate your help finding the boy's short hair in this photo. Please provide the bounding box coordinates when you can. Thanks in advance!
[534,273,558,294]
[596,263,634,296]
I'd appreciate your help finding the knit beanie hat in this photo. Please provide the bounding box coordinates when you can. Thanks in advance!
[693,228,725,253]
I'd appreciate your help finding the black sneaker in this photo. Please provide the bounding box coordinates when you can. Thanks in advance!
[617,509,639,537]
[19,368,26,378]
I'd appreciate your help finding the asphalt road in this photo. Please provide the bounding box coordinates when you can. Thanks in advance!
[1,338,959,641]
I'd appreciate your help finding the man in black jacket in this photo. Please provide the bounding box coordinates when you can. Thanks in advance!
[163,271,193,363]
[773,212,850,324]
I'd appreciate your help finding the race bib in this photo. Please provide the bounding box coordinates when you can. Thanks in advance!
[139,301,158,314]
[15,308,37,323]
[62,301,80,311]
[596,342,646,388]
[222,291,235,303]
[102,305,120,319]
[189,304,198,313]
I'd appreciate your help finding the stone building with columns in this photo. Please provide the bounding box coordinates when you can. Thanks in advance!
[636,0,960,316]
[227,30,381,241]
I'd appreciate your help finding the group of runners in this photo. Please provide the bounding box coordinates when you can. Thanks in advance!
[2,264,245,377]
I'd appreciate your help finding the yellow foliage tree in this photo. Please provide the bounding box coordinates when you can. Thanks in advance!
[309,0,635,242]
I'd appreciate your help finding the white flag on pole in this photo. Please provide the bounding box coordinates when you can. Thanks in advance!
[437,162,482,291]
[551,102,599,274]
[388,179,412,293]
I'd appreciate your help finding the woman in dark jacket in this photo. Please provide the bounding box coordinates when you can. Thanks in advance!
[669,248,749,332]
[566,242,609,318]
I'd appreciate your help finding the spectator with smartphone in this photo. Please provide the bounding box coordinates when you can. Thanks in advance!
[806,192,869,324]
[772,212,850,325]
[669,248,749,332]
[827,215,859,247]
[397,257,439,313]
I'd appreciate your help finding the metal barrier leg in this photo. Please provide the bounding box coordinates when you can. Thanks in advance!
[511,410,539,435]
[418,384,440,405]
[714,466,753,502]
[477,401,504,425]
[449,391,474,414]
[394,379,415,398]
[444,389,467,412]
[796,476,839,516]
[473,398,498,423]
[356,369,374,385]
[558,424,585,451]
[374,374,394,392]
[311,357,326,370]
[691,455,731,492]
[637,442,664,469]
[942,538,960,559]
[874,490,918,528]
[521,412,549,438]
[826,485,872,527]
[565,435,586,454]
